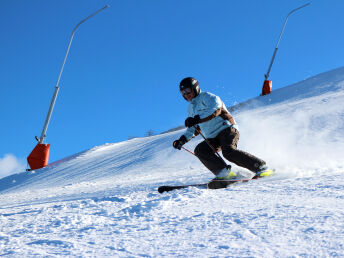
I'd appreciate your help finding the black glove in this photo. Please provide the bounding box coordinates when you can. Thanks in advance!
[184,115,201,128]
[173,135,187,150]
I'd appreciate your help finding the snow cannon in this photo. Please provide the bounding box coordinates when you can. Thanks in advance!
[27,143,50,170]
[262,3,310,97]
[262,80,272,96]
[26,6,109,171]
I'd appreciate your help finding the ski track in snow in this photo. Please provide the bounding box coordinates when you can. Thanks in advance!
[1,67,344,257]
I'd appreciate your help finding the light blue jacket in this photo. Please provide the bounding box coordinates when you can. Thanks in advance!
[183,91,234,141]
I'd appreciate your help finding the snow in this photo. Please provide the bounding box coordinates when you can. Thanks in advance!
[1,67,344,257]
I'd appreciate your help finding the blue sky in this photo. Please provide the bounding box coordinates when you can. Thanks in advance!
[1,0,343,169]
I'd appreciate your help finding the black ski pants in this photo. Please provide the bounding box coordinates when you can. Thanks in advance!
[194,126,265,175]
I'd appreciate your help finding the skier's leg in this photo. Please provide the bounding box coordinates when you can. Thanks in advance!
[194,140,225,176]
[219,127,266,173]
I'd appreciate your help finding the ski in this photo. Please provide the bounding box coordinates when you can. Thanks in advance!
[158,177,255,194]
[158,169,275,193]
[158,183,209,193]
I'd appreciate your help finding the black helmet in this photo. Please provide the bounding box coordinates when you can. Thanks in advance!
[179,77,200,98]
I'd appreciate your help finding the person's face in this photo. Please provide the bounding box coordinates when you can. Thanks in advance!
[181,88,195,101]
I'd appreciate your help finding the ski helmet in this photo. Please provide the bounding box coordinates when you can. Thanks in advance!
[179,77,200,99]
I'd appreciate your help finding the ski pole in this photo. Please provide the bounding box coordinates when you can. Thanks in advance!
[194,126,230,169]
[181,146,195,156]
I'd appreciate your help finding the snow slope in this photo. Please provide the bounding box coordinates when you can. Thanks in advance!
[1,67,344,257]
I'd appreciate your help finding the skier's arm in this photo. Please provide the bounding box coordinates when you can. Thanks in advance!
[199,106,236,124]
[183,126,196,141]
[198,94,236,124]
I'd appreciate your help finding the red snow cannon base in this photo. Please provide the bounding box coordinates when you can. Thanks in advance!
[27,143,50,170]
[262,80,272,96]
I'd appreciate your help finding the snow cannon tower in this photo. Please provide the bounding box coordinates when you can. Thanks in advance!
[261,3,310,96]
[27,5,109,170]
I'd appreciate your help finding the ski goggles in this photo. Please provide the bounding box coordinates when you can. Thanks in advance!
[181,88,192,96]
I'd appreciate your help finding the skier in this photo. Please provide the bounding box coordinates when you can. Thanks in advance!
[173,77,273,180]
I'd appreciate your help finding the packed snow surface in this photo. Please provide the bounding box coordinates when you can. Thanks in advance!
[1,67,344,257]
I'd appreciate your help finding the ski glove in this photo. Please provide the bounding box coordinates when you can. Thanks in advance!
[184,115,201,128]
[173,135,187,150]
